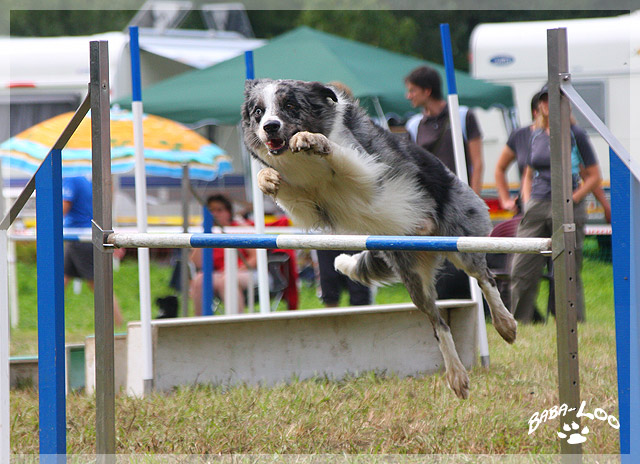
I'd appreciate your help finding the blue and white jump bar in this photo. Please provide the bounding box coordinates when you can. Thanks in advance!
[107,233,551,254]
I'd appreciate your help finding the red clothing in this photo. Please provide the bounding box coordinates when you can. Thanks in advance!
[212,247,251,270]
[246,216,300,310]
[210,220,250,270]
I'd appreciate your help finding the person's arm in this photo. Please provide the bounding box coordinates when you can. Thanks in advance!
[190,248,203,270]
[579,164,611,223]
[521,166,533,205]
[573,164,601,204]
[495,145,517,211]
[590,184,611,223]
[62,200,72,216]
[241,248,258,269]
[467,137,484,195]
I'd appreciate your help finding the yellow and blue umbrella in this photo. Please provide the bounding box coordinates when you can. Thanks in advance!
[0,108,232,180]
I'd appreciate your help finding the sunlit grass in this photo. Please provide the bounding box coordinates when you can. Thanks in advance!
[10,239,618,455]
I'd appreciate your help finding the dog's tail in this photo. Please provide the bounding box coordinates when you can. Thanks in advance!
[334,251,399,286]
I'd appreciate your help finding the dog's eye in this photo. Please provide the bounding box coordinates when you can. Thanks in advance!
[285,103,297,111]
[253,108,263,117]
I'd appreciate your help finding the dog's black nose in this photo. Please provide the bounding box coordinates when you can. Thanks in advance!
[263,120,281,134]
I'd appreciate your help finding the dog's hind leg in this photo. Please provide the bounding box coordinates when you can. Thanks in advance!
[389,251,470,399]
[447,252,517,344]
[334,251,399,286]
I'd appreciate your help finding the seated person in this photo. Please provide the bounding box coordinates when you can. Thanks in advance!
[189,194,256,314]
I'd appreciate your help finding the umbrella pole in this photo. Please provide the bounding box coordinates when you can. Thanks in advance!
[129,26,154,393]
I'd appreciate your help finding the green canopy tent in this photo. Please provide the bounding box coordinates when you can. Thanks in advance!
[116,26,514,126]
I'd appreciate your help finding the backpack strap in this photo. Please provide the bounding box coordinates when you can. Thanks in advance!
[405,113,422,142]
[459,105,469,142]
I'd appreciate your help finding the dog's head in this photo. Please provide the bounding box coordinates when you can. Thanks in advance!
[241,79,338,157]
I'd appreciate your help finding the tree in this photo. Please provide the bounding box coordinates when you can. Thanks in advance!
[9,8,629,73]
[9,10,132,36]
[298,8,418,56]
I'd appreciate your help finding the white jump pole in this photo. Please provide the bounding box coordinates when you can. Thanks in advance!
[440,24,490,367]
[107,233,551,254]
[129,26,154,393]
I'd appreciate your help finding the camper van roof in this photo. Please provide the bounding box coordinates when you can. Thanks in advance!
[470,11,639,80]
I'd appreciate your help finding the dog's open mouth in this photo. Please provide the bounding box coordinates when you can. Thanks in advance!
[266,137,286,155]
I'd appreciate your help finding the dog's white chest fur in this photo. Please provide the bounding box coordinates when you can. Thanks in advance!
[257,131,426,235]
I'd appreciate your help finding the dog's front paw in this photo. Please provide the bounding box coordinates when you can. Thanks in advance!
[290,131,331,155]
[257,168,281,196]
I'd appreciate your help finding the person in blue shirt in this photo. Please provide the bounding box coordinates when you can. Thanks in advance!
[62,176,123,326]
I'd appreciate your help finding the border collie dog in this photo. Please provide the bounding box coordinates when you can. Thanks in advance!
[242,79,517,399]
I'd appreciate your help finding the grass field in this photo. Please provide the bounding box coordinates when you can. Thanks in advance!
[9,239,620,456]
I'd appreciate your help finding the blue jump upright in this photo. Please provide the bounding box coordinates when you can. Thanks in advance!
[611,148,640,461]
[201,205,214,316]
[35,149,66,461]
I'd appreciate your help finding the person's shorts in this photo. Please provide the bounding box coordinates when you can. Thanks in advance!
[64,241,94,281]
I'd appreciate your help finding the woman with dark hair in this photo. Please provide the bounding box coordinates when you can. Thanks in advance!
[510,85,602,323]
[189,194,257,314]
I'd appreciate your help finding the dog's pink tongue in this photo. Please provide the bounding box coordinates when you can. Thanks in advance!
[267,139,284,150]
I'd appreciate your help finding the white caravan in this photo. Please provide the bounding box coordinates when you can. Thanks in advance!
[469,11,639,194]
[0,29,264,146]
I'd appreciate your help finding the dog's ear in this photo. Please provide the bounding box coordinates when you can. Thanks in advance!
[309,82,338,103]
[242,79,262,122]
[244,79,258,95]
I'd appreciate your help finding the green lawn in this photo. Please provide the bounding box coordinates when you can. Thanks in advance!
[9,239,620,455]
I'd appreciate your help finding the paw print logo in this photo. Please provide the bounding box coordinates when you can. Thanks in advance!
[558,421,589,444]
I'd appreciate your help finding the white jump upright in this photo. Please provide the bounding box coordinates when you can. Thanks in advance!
[128,26,154,394]
[440,23,490,368]
[245,50,271,314]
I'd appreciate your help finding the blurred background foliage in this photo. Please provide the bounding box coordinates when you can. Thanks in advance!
[9,8,629,71]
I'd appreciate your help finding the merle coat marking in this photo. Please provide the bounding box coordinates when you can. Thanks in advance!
[242,79,517,399]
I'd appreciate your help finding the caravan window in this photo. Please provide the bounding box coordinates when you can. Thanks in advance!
[571,81,606,133]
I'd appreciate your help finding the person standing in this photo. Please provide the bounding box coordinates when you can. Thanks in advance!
[510,84,602,323]
[404,65,484,195]
[62,175,123,326]
[495,91,542,214]
[404,65,484,300]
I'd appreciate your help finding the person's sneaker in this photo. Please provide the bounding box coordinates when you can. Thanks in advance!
[532,307,545,324]
[156,295,178,319]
